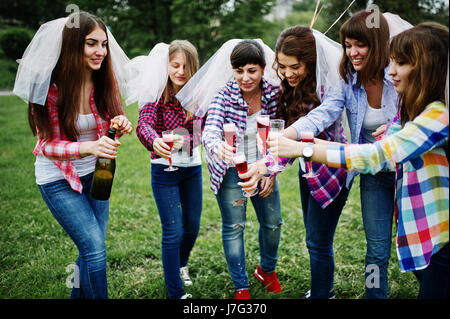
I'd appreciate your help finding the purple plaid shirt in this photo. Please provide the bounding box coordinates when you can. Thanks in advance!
[136,89,205,159]
[276,106,348,209]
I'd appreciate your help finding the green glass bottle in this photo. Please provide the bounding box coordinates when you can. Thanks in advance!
[91,128,116,200]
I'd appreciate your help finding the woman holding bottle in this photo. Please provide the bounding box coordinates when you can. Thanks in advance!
[14,12,133,298]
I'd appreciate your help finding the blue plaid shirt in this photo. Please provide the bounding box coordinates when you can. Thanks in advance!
[290,66,399,187]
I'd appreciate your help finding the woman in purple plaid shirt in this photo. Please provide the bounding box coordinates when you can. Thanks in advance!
[272,26,351,299]
[135,40,204,299]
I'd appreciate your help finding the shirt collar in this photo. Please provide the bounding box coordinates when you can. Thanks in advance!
[352,65,393,87]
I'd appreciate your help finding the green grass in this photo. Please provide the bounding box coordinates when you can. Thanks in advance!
[0,95,419,299]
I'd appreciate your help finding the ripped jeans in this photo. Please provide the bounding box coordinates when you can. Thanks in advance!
[216,168,282,291]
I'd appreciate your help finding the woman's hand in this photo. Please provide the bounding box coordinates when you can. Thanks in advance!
[267,133,303,158]
[80,135,120,159]
[216,141,236,163]
[172,134,185,151]
[152,137,172,160]
[372,124,387,140]
[258,176,276,198]
[237,160,266,193]
[111,115,132,136]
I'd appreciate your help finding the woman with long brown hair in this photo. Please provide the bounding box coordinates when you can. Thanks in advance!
[272,25,350,299]
[14,11,132,298]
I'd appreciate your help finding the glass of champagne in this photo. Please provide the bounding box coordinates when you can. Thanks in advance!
[256,114,270,156]
[268,119,285,173]
[300,131,318,178]
[162,130,178,172]
[223,122,236,167]
[233,153,258,197]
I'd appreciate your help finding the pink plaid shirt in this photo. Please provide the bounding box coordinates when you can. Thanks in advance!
[33,84,113,193]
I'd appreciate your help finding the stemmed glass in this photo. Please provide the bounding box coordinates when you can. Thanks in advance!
[223,122,236,167]
[268,119,285,173]
[300,131,318,178]
[233,153,258,197]
[162,130,178,172]
[256,114,270,156]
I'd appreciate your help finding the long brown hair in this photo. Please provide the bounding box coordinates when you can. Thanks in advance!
[339,9,390,84]
[274,26,320,126]
[390,23,449,126]
[28,11,123,141]
[164,40,199,121]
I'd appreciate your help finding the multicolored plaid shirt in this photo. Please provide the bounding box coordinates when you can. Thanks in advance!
[32,84,115,193]
[326,101,449,272]
[202,78,280,194]
[136,89,205,160]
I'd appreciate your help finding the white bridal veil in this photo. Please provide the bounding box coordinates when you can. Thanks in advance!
[176,39,280,117]
[13,16,132,106]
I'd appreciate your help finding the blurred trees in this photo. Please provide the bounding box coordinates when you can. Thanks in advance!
[0,0,448,62]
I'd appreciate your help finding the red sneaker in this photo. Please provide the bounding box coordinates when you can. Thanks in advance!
[235,289,251,299]
[253,265,282,293]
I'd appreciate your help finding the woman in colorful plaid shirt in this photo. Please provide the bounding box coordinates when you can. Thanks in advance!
[267,23,449,299]
[202,40,283,299]
[135,40,204,299]
[20,12,133,298]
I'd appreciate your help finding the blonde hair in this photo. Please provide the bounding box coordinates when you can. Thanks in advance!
[164,40,199,121]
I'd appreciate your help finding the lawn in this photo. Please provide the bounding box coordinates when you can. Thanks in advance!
[0,95,419,299]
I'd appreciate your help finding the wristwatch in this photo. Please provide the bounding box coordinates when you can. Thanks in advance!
[302,143,314,160]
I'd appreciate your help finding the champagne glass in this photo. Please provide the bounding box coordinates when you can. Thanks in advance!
[223,122,236,167]
[300,131,318,178]
[162,130,178,172]
[256,115,270,156]
[233,153,258,197]
[268,119,285,173]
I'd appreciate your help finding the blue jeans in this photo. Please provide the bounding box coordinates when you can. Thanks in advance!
[299,169,352,299]
[360,172,395,299]
[38,172,109,299]
[151,164,202,299]
[415,243,449,299]
[216,168,282,291]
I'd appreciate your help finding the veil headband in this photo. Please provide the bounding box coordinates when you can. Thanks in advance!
[176,39,279,117]
[13,15,132,106]
[125,43,169,107]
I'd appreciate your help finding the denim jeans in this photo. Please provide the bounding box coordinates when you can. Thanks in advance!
[414,243,449,299]
[38,172,109,299]
[151,164,202,299]
[215,168,282,291]
[299,169,352,299]
[360,171,395,299]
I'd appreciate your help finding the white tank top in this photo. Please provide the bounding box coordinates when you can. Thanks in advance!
[362,104,386,143]
[35,113,98,185]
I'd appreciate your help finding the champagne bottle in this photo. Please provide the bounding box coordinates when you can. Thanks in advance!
[90,128,116,200]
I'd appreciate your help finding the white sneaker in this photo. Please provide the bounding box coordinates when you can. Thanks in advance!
[181,293,192,299]
[180,266,193,286]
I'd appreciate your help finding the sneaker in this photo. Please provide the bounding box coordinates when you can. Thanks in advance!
[180,266,193,286]
[304,288,336,299]
[235,289,251,299]
[253,265,282,293]
[181,293,192,299]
